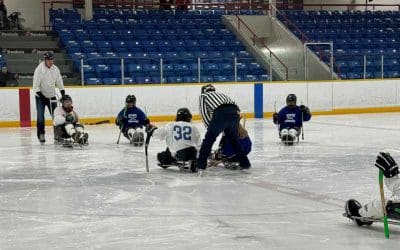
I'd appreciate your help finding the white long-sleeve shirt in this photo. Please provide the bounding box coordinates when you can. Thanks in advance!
[153,121,202,156]
[53,106,80,126]
[33,62,64,98]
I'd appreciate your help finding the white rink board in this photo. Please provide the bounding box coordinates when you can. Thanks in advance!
[1,80,400,122]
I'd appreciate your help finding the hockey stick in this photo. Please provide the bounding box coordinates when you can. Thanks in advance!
[379,170,390,239]
[85,120,110,125]
[301,101,305,141]
[116,107,127,144]
[144,131,151,173]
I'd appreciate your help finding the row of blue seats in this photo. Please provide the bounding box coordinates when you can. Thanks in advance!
[52,19,224,27]
[69,51,253,64]
[291,29,400,40]
[84,62,263,73]
[64,40,244,52]
[58,31,235,41]
[58,27,232,35]
[82,63,264,78]
[66,47,245,54]
[282,10,400,17]
[338,71,400,79]
[52,23,225,32]
[64,38,240,47]
[85,74,269,85]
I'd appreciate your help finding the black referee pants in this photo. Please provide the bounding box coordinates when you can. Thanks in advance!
[198,105,251,170]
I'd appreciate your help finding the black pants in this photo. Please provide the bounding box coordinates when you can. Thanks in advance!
[35,96,57,138]
[197,105,250,170]
[158,147,197,165]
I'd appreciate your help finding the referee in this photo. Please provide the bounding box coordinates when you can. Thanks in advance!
[33,51,65,144]
[197,84,251,174]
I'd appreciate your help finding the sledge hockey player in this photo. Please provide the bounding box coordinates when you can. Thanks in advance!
[212,123,252,169]
[115,95,149,146]
[345,152,400,226]
[53,95,88,146]
[272,94,311,145]
[146,108,201,172]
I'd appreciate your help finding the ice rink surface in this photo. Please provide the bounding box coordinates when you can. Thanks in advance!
[1,113,400,249]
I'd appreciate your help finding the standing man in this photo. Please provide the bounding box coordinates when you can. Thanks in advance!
[33,51,65,144]
[197,84,251,175]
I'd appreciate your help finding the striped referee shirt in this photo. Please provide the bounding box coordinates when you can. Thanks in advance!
[199,91,237,127]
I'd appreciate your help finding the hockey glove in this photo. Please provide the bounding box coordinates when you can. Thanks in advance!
[145,124,157,136]
[272,113,279,124]
[36,91,49,103]
[65,114,75,123]
[375,152,399,178]
[299,105,310,115]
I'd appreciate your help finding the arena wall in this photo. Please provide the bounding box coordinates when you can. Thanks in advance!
[0,79,399,127]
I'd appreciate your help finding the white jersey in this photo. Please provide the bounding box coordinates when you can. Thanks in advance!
[152,121,202,156]
[53,106,80,126]
[33,61,64,98]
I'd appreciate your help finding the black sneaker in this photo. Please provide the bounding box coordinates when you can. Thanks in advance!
[345,199,373,226]
[38,134,45,144]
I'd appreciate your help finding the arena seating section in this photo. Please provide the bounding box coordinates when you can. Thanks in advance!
[50,8,269,84]
[279,10,400,79]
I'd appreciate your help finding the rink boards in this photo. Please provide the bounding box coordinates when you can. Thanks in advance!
[0,79,400,127]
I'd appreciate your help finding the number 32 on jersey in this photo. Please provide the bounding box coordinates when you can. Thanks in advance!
[173,125,192,141]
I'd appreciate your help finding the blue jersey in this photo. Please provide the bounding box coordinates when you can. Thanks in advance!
[221,136,252,157]
[277,106,311,131]
[116,106,147,129]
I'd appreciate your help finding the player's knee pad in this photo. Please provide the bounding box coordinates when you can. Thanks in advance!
[75,124,84,133]
[281,129,289,136]
[132,131,144,146]
[65,123,76,136]
[386,201,400,220]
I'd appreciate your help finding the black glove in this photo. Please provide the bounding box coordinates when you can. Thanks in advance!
[272,112,279,124]
[145,124,157,136]
[65,114,75,123]
[116,116,127,125]
[36,91,48,102]
[375,152,399,178]
[299,105,310,115]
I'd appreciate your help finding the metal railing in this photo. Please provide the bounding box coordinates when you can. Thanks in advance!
[233,14,288,80]
[79,56,271,85]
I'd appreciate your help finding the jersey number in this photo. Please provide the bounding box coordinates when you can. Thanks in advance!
[173,126,192,141]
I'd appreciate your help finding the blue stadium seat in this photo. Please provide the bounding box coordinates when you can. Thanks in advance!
[167,76,184,83]
[200,75,214,83]
[183,76,199,83]
[86,77,101,85]
[214,75,234,82]
[102,78,120,85]
[127,64,144,77]
[123,77,135,84]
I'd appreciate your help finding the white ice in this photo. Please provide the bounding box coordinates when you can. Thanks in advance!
[1,113,400,249]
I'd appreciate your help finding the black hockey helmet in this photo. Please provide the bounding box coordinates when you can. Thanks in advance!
[176,107,192,122]
[201,84,215,94]
[43,51,55,60]
[125,94,136,104]
[286,94,297,105]
[60,94,72,103]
